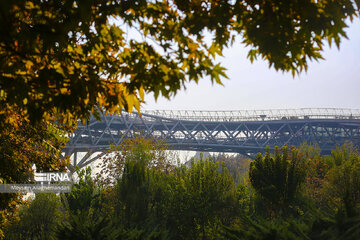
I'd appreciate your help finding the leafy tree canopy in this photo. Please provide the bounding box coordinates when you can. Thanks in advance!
[0,107,70,233]
[249,146,307,218]
[4,193,64,240]
[1,0,359,124]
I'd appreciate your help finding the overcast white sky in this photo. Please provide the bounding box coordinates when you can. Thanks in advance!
[143,19,360,111]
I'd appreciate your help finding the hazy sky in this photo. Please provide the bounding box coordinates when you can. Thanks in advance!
[144,20,360,111]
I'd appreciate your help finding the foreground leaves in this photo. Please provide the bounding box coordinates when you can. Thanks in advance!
[1,0,359,124]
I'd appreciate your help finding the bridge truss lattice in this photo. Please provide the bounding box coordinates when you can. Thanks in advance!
[64,108,360,169]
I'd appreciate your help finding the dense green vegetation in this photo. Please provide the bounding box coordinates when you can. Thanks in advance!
[3,140,360,240]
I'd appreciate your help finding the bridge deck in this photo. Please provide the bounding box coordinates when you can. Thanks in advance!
[143,108,360,121]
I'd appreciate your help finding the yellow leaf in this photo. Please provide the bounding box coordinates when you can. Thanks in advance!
[25,60,34,70]
[25,1,35,9]
[139,86,144,101]
[134,97,140,113]
[60,88,68,94]
[126,94,135,112]
[188,42,198,52]
[160,65,170,74]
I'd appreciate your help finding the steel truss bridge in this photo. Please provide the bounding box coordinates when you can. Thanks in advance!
[64,108,360,169]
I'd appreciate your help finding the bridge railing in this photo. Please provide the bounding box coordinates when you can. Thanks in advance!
[141,108,360,122]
